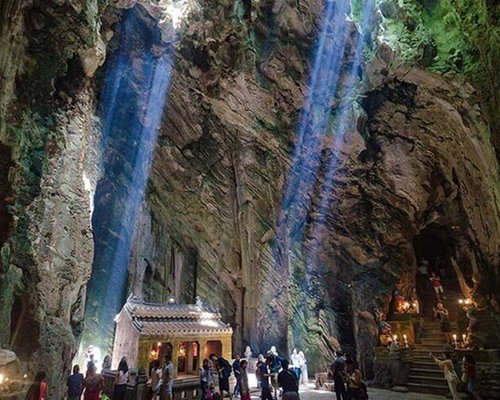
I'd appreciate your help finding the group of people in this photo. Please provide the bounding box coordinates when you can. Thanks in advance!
[197,347,307,400]
[431,353,481,400]
[148,355,174,399]
[330,351,367,400]
[256,351,300,400]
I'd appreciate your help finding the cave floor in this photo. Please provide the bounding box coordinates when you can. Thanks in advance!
[246,386,446,399]
[298,387,446,399]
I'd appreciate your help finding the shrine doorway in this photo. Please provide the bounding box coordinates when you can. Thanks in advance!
[204,340,222,359]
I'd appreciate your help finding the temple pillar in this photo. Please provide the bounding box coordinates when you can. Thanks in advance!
[171,338,180,378]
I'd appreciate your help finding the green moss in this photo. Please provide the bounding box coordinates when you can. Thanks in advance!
[370,0,499,136]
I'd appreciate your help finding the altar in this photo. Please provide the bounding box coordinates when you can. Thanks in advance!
[112,296,233,377]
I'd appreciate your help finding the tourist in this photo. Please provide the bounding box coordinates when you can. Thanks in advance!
[430,272,445,299]
[433,302,451,332]
[259,355,273,400]
[67,364,84,400]
[298,351,308,386]
[268,351,281,399]
[239,359,251,400]
[160,354,174,400]
[25,371,48,400]
[331,351,347,400]
[232,354,241,397]
[430,353,460,400]
[83,364,104,400]
[290,349,302,380]
[209,353,233,400]
[113,356,129,400]
[277,359,299,397]
[256,354,265,388]
[150,359,162,400]
[462,355,481,400]
[200,358,214,400]
[345,366,367,400]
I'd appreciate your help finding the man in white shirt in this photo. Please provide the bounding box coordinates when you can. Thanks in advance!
[160,355,174,400]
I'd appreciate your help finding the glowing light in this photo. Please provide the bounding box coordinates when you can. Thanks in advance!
[82,7,176,353]
[459,299,464,304]
[23,374,27,379]
[162,1,191,28]
[81,172,94,218]
[272,0,377,347]
[168,297,175,303]
[200,319,219,328]
[0,374,4,384]
[158,342,162,347]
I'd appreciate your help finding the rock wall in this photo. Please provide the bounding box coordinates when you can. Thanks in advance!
[0,0,102,396]
[131,0,500,374]
[0,0,498,394]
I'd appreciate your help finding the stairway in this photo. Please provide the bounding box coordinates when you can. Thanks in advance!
[407,321,450,396]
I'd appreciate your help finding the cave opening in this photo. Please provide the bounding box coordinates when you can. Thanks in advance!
[413,225,461,319]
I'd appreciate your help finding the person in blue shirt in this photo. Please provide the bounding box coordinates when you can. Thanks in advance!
[67,364,84,400]
[259,356,274,400]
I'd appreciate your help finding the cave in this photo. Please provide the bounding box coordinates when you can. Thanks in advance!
[413,226,462,318]
[0,0,499,398]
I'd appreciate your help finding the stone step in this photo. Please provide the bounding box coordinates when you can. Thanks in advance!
[418,338,447,344]
[411,361,441,369]
[413,346,446,352]
[407,382,450,396]
[409,368,442,377]
[407,374,447,385]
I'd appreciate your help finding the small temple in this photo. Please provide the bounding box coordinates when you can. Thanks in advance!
[112,296,233,378]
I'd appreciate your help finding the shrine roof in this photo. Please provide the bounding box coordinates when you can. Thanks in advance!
[117,296,232,336]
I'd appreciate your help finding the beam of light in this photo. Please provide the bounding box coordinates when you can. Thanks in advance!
[271,0,376,350]
[81,7,176,356]
[307,0,375,269]
[274,0,355,283]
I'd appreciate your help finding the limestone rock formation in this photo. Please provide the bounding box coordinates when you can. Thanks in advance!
[0,0,498,395]
[0,0,101,396]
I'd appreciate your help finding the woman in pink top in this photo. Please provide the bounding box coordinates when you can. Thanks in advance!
[25,371,48,400]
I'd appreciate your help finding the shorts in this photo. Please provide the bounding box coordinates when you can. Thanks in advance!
[219,377,230,392]
[271,373,279,388]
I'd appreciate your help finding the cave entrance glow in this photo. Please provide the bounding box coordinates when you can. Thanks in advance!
[80,7,179,362]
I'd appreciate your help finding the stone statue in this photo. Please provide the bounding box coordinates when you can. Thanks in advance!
[244,346,252,360]
[101,355,112,371]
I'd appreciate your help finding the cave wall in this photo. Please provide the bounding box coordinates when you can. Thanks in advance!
[133,0,500,373]
[0,0,103,396]
[0,0,498,394]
